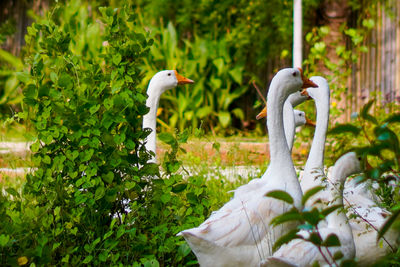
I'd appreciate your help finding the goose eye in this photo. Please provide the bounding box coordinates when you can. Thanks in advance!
[292,72,297,77]
[168,73,172,76]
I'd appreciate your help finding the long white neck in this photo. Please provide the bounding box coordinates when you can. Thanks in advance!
[143,80,164,163]
[283,101,296,153]
[302,90,330,191]
[266,83,302,208]
[325,165,352,234]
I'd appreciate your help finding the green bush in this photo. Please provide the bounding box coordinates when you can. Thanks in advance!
[0,3,239,265]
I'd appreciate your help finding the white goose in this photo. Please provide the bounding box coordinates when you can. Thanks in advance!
[179,68,318,266]
[232,107,314,198]
[299,76,330,195]
[298,77,398,265]
[262,152,360,267]
[142,70,193,163]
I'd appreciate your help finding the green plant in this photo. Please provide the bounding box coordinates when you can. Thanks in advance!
[140,22,247,134]
[267,188,357,266]
[327,100,400,265]
[2,3,156,265]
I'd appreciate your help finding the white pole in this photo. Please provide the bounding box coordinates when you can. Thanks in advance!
[293,0,302,68]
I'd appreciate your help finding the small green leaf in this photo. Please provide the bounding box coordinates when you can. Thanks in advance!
[270,208,302,226]
[218,111,231,128]
[171,183,187,193]
[82,255,93,264]
[322,233,341,247]
[303,208,321,225]
[0,234,10,247]
[16,72,30,83]
[302,186,325,206]
[273,228,300,250]
[360,99,374,118]
[89,104,100,114]
[328,124,361,136]
[321,204,342,217]
[307,232,322,245]
[266,190,294,204]
[95,186,105,200]
[378,209,400,240]
[113,53,122,65]
[158,132,175,145]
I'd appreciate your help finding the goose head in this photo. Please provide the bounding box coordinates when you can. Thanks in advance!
[300,76,329,103]
[147,70,194,95]
[293,110,316,127]
[331,152,362,186]
[271,68,318,97]
[256,68,317,119]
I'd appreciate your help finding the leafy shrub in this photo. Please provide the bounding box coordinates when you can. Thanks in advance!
[3,3,155,265]
[0,3,240,265]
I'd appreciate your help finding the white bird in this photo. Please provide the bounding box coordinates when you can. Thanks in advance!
[142,70,193,163]
[343,176,398,265]
[297,76,398,265]
[262,152,360,267]
[232,107,314,198]
[178,68,318,266]
[299,76,330,195]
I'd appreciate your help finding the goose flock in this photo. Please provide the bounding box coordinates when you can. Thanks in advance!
[143,68,398,266]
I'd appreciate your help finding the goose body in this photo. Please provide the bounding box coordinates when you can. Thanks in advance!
[179,68,318,266]
[262,152,359,267]
[298,76,398,265]
[142,70,193,163]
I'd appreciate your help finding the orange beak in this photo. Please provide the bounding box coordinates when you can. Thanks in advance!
[298,68,318,88]
[256,106,267,120]
[300,89,310,98]
[305,116,316,127]
[174,70,194,85]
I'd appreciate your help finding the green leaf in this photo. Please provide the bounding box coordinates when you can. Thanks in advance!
[158,132,175,145]
[171,183,187,193]
[178,243,191,257]
[82,255,93,264]
[328,124,361,136]
[270,208,302,226]
[95,186,105,200]
[322,233,341,247]
[266,190,294,204]
[321,204,342,217]
[361,99,374,115]
[378,209,400,240]
[6,188,19,197]
[301,186,325,206]
[360,99,378,124]
[307,232,322,245]
[103,171,114,184]
[273,228,300,250]
[16,72,30,83]
[303,208,321,225]
[0,235,10,247]
[385,113,400,124]
[218,111,231,128]
[333,251,344,260]
[89,104,100,114]
[113,53,122,65]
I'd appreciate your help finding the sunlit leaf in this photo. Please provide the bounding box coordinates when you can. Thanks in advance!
[266,190,294,204]
[301,186,325,206]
